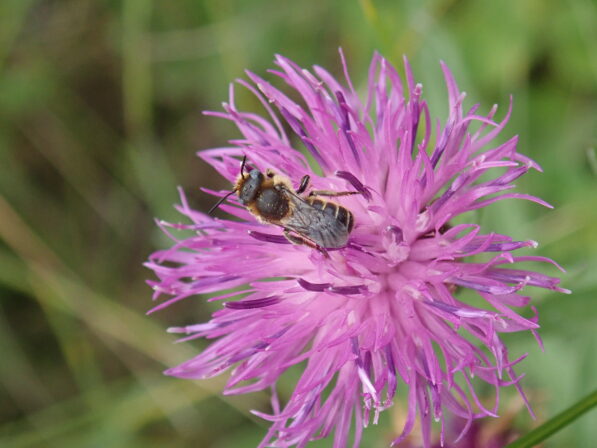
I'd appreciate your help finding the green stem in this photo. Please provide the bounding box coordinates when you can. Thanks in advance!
[505,389,597,448]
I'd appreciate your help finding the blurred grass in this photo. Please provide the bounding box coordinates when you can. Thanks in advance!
[0,0,595,447]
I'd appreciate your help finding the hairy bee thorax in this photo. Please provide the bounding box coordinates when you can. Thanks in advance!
[236,169,294,222]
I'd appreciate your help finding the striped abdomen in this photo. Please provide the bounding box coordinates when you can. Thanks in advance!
[306,198,354,233]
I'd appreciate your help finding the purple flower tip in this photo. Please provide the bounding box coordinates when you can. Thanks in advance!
[147,52,567,447]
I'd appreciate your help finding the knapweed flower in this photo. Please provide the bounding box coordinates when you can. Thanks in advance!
[146,52,568,447]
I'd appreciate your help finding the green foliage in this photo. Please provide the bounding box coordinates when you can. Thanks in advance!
[0,0,594,446]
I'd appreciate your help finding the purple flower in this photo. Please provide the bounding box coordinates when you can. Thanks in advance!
[146,52,568,447]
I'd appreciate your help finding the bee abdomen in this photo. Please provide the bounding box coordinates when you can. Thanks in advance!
[336,206,354,233]
[308,198,335,216]
[307,198,354,232]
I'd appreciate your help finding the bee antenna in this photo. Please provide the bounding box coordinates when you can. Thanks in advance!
[240,155,248,179]
[208,189,237,215]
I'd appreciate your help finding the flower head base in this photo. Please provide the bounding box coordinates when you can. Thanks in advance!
[146,52,567,447]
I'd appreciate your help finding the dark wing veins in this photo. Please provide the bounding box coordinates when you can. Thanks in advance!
[282,193,318,234]
[276,185,350,249]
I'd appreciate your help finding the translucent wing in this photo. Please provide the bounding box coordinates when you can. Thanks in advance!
[281,193,351,249]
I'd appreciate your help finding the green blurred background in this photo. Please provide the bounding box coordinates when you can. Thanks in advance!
[0,0,595,447]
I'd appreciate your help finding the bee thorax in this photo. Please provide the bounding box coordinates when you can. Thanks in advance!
[255,188,290,220]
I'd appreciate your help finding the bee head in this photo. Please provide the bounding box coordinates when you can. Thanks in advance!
[238,169,264,205]
[208,157,265,214]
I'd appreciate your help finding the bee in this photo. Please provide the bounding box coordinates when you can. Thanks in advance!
[209,157,360,255]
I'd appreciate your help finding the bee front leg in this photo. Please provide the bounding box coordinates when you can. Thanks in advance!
[283,229,329,258]
[296,175,310,195]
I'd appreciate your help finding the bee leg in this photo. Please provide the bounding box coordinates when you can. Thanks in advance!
[283,229,329,258]
[296,175,310,195]
[308,190,361,198]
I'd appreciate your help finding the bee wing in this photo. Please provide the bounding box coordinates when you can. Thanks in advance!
[282,194,316,232]
[282,193,349,249]
[274,185,316,231]
[277,184,308,204]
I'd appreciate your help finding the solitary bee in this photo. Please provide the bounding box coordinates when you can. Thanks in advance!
[209,157,360,255]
